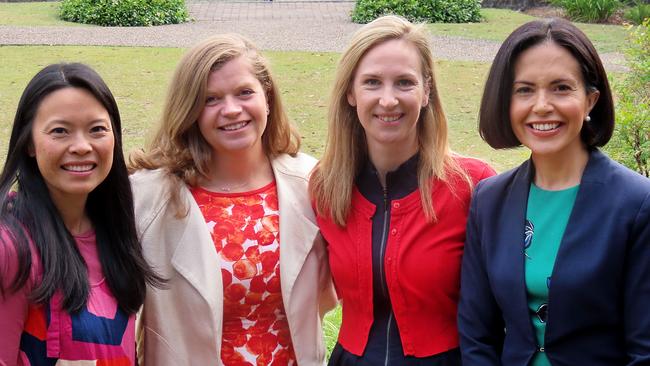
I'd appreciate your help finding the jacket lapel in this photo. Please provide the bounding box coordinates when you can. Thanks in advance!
[545,149,606,341]
[501,159,538,343]
[271,156,320,311]
[170,185,223,343]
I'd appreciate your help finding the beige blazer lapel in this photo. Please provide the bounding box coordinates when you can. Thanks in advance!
[171,186,224,354]
[271,156,320,311]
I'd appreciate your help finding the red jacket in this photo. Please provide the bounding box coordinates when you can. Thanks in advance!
[317,157,495,357]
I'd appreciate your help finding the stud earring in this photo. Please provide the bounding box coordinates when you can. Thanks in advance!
[585,115,591,122]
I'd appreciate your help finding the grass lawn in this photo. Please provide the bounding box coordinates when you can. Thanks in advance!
[0,45,525,172]
[0,1,81,26]
[428,8,630,53]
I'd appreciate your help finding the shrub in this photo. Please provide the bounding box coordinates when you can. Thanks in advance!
[624,1,650,24]
[60,0,189,27]
[550,0,621,22]
[351,0,482,24]
[607,19,650,176]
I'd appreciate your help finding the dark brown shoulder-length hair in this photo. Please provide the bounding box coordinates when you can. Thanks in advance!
[479,18,614,149]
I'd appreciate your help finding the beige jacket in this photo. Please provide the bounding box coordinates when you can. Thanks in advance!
[131,153,337,365]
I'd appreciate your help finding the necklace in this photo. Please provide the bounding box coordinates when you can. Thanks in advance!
[215,181,249,192]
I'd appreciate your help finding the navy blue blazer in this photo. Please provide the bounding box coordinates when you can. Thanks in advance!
[458,150,650,366]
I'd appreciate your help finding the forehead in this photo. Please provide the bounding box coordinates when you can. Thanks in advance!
[355,39,423,77]
[208,56,260,87]
[513,41,582,82]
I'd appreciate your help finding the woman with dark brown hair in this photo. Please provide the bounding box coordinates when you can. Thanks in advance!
[458,18,650,366]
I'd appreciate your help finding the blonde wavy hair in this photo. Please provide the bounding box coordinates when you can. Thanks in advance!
[130,34,300,215]
[310,15,468,226]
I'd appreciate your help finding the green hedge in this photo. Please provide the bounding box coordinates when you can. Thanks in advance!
[351,0,482,24]
[607,19,650,177]
[550,0,621,23]
[60,0,189,26]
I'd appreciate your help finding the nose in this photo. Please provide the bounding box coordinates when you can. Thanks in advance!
[221,96,242,117]
[532,90,552,115]
[68,133,92,155]
[379,87,398,109]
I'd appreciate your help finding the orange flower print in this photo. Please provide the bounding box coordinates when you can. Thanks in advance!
[191,182,296,365]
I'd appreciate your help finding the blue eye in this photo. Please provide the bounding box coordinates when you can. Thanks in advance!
[363,79,380,86]
[397,79,415,87]
[240,89,254,96]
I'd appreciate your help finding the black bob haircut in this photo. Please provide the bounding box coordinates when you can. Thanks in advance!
[0,63,162,313]
[478,18,614,149]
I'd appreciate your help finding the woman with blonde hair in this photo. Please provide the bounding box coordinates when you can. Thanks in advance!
[310,15,495,365]
[129,34,336,365]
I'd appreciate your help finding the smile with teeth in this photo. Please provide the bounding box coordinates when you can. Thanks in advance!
[220,121,250,131]
[376,114,402,122]
[63,164,95,172]
[529,122,560,131]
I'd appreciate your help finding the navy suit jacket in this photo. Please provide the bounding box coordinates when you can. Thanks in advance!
[458,150,650,366]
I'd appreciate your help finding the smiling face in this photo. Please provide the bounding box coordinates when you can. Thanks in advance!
[30,87,115,207]
[347,38,430,158]
[510,41,599,162]
[197,56,268,159]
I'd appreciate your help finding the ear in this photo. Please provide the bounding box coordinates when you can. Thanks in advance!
[347,88,356,107]
[585,89,600,117]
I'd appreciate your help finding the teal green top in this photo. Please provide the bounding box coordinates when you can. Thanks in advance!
[524,183,579,366]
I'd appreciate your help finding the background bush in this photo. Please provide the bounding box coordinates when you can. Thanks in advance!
[624,0,650,24]
[607,19,650,177]
[550,0,621,22]
[351,0,482,24]
[60,0,189,26]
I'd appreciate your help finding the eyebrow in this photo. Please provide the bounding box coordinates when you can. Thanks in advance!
[513,78,578,85]
[42,118,110,128]
[357,72,419,79]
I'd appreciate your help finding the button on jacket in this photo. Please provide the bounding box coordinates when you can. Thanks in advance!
[317,156,495,358]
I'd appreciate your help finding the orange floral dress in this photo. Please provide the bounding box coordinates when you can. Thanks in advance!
[191,181,297,366]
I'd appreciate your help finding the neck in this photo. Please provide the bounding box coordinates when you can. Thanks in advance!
[367,139,418,188]
[202,147,274,193]
[532,147,589,190]
[50,193,91,236]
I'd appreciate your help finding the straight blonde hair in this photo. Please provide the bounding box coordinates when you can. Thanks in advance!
[310,15,468,226]
[130,34,300,215]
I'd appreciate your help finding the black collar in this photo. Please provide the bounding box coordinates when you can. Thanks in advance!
[356,154,419,205]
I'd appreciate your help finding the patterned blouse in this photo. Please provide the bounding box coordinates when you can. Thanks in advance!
[0,230,135,366]
[191,181,296,366]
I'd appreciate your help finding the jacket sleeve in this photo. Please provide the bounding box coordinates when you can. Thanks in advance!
[0,231,30,366]
[458,183,504,365]
[315,233,337,318]
[624,191,650,365]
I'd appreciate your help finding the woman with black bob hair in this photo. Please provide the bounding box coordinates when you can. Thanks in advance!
[458,18,650,365]
[0,63,162,365]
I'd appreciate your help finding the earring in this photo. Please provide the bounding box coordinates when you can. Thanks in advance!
[585,115,591,122]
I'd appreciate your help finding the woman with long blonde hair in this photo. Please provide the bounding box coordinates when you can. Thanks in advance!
[130,34,336,365]
[310,15,495,365]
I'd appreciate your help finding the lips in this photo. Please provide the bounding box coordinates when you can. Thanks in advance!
[220,121,250,131]
[62,163,96,172]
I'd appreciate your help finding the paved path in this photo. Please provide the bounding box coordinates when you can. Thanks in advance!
[0,0,627,70]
